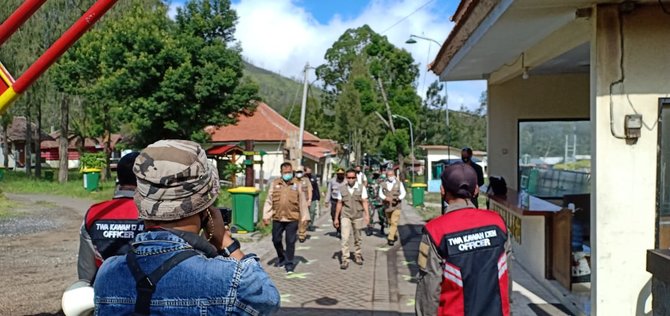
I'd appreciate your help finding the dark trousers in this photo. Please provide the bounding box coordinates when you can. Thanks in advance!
[272,220,298,264]
[330,199,340,233]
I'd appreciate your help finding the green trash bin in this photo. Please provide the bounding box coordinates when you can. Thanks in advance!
[82,168,101,192]
[228,187,260,233]
[411,183,427,206]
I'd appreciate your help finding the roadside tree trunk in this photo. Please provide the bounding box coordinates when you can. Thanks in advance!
[34,100,42,178]
[2,115,10,168]
[58,95,69,183]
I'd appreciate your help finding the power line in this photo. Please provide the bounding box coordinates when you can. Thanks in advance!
[380,0,435,34]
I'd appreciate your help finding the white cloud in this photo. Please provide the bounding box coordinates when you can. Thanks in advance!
[170,0,486,110]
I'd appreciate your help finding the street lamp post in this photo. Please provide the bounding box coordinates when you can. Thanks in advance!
[405,34,451,160]
[405,34,441,46]
[392,114,414,183]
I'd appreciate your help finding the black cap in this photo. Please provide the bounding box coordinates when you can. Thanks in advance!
[441,163,477,199]
[117,152,140,186]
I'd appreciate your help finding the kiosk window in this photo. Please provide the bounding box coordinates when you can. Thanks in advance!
[658,98,670,248]
[518,120,591,199]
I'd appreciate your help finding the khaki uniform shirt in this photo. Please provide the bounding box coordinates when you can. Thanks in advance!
[298,177,313,203]
[262,178,309,222]
[335,182,368,219]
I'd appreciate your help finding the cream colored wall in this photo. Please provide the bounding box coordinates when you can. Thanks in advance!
[426,150,461,181]
[591,4,670,315]
[487,73,590,189]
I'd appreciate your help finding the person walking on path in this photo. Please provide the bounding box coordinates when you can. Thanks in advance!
[354,165,367,187]
[379,169,406,246]
[262,162,309,273]
[296,167,313,243]
[461,147,484,208]
[325,168,345,238]
[365,170,384,236]
[415,163,510,316]
[305,167,320,231]
[333,169,370,270]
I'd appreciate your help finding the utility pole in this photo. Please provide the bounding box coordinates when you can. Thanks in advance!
[297,62,310,168]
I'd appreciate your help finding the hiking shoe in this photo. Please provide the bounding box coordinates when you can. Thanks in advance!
[387,240,395,246]
[285,263,295,273]
[340,260,349,270]
[365,226,373,236]
[353,255,364,265]
[273,258,285,268]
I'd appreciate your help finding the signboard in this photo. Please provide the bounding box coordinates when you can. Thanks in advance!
[489,200,522,244]
[242,150,267,156]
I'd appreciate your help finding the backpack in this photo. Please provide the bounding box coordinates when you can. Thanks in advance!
[488,176,507,196]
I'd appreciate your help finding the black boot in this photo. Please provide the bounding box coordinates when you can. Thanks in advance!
[365,225,373,236]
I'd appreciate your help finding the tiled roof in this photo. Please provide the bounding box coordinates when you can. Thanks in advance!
[206,144,244,156]
[207,102,319,143]
[303,144,333,160]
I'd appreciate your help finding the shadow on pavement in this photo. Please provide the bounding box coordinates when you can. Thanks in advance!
[277,307,414,316]
[527,303,574,316]
[396,223,424,282]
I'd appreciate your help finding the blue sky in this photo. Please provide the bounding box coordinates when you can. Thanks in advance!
[169,0,486,110]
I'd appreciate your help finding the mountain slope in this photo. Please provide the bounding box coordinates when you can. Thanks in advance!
[243,62,322,114]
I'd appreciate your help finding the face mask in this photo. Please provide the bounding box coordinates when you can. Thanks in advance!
[388,177,396,182]
[282,173,293,181]
[356,170,361,174]
[337,175,344,181]
[296,172,304,178]
[305,173,311,178]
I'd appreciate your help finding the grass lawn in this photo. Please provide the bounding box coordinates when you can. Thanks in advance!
[0,170,116,202]
[0,194,17,218]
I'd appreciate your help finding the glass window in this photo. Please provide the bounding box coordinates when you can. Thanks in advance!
[658,98,670,248]
[518,120,591,199]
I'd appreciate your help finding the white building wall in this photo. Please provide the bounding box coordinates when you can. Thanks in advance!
[591,5,670,314]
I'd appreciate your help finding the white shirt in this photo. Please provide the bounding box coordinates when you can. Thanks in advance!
[378,179,406,200]
[356,172,366,186]
[334,182,368,200]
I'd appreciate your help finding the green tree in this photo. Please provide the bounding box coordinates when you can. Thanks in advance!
[55,0,258,150]
[316,25,421,173]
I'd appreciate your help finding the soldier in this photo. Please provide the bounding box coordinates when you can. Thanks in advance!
[305,167,320,231]
[365,170,382,236]
[333,169,370,269]
[379,169,406,246]
[325,168,346,238]
[296,166,313,243]
[262,162,309,273]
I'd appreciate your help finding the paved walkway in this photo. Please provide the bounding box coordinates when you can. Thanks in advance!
[252,203,574,315]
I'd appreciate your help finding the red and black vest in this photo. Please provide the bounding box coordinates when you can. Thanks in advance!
[85,196,143,267]
[424,208,510,316]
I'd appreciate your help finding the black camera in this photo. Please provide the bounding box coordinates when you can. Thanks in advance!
[201,207,233,230]
[219,207,232,225]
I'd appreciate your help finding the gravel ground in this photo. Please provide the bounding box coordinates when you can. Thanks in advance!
[0,194,92,315]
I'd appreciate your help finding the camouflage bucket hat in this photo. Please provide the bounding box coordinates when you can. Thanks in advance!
[133,140,219,221]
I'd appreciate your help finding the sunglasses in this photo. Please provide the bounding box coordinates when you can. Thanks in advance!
[346,176,357,179]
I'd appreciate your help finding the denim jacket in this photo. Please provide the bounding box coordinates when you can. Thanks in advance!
[94,230,280,315]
